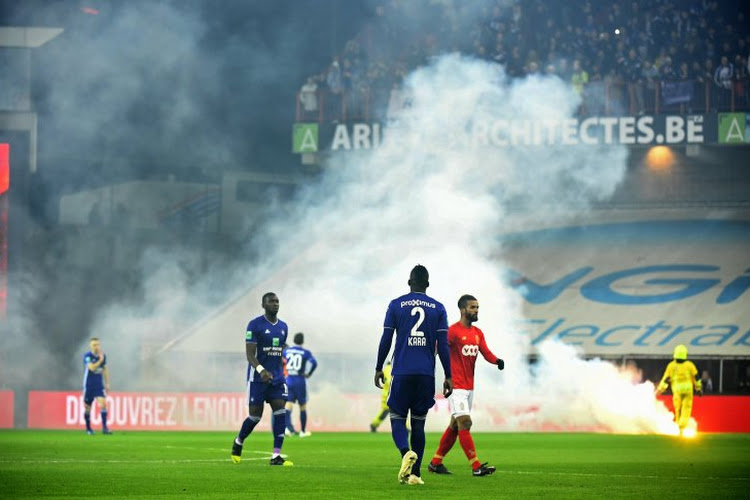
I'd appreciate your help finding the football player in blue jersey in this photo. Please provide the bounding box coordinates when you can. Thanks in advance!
[375,265,453,485]
[82,337,112,435]
[283,332,318,437]
[231,292,293,466]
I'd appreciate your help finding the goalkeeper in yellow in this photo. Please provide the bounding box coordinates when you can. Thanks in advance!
[655,345,702,435]
[370,361,392,432]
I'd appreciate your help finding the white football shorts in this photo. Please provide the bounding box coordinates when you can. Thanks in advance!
[448,389,474,417]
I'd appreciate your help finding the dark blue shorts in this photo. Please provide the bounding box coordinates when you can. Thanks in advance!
[386,374,435,417]
[83,387,106,406]
[247,379,288,406]
[286,378,307,404]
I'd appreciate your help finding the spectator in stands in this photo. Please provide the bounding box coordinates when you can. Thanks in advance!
[714,55,734,89]
[299,77,318,120]
[571,59,588,95]
[713,55,734,110]
[325,57,344,122]
[641,58,659,111]
[700,370,714,393]
[659,56,676,81]
[733,54,748,106]
[623,48,644,114]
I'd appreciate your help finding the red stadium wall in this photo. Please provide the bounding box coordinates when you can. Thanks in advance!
[24,391,750,432]
[0,390,13,428]
[656,395,750,433]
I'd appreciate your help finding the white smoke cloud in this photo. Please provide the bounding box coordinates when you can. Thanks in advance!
[24,2,678,434]
[228,54,672,433]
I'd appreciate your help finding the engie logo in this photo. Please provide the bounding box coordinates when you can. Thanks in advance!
[508,265,750,305]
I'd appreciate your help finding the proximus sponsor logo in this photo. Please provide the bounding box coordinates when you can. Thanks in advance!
[400,299,436,308]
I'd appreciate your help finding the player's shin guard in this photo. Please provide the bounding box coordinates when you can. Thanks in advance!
[237,415,261,443]
[390,413,410,454]
[458,429,480,470]
[272,409,286,451]
[409,415,427,477]
[300,410,307,432]
[432,426,458,465]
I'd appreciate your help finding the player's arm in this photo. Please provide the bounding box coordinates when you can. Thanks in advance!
[655,363,671,395]
[692,362,703,396]
[246,342,272,382]
[436,329,453,397]
[305,353,318,378]
[375,327,395,389]
[478,334,504,370]
[87,354,105,372]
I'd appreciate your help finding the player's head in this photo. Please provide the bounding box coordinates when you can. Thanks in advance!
[89,337,101,353]
[294,332,304,345]
[262,292,279,317]
[408,264,429,292]
[458,294,479,323]
[673,344,688,361]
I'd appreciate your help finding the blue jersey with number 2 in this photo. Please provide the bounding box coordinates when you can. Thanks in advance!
[382,292,449,377]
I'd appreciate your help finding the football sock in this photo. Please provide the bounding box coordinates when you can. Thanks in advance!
[272,409,286,450]
[432,426,459,464]
[300,410,307,432]
[371,409,389,428]
[458,429,480,470]
[237,415,261,444]
[84,411,92,431]
[390,413,409,453]
[101,410,108,429]
[285,409,295,433]
[409,415,426,477]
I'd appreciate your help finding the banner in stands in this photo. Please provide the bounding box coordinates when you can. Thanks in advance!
[0,390,13,428]
[293,113,750,152]
[501,219,750,357]
[24,391,750,433]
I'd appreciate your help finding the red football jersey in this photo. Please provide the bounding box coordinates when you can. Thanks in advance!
[448,322,499,390]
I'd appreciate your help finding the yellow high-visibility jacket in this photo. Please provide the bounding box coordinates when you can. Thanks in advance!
[658,360,701,394]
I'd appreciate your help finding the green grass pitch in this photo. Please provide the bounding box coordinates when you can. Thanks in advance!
[1,430,748,499]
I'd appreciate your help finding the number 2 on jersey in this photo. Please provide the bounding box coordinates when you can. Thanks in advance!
[410,307,425,337]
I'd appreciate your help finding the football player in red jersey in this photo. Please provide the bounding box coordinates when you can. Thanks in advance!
[428,294,504,477]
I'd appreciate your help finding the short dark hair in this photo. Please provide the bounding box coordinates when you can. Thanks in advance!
[261,292,276,305]
[294,332,304,345]
[458,294,477,309]
[409,264,429,288]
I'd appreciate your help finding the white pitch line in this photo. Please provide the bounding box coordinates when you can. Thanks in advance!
[1,459,747,482]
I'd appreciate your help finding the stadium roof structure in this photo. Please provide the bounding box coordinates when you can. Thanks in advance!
[0,27,63,47]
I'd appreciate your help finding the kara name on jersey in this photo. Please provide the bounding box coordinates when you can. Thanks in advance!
[408,336,428,347]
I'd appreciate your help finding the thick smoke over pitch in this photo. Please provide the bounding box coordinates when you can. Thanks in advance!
[247,54,672,432]
[4,1,340,393]
[5,2,675,433]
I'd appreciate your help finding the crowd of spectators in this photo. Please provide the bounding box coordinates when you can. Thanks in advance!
[297,0,750,122]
